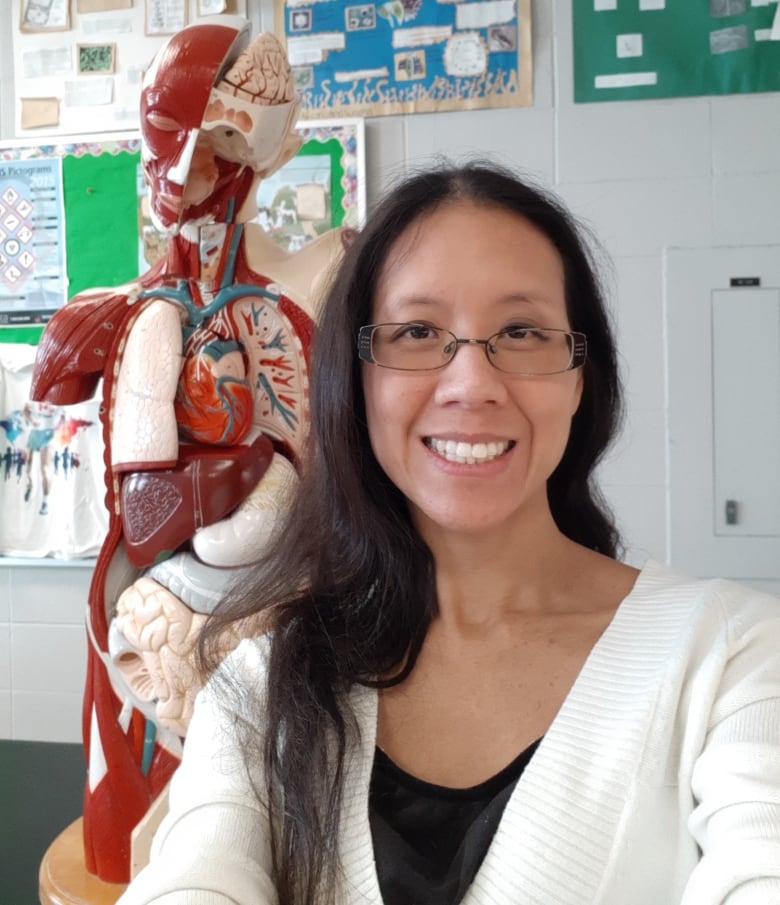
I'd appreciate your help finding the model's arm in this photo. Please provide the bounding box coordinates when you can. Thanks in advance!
[683,588,780,904]
[118,638,277,904]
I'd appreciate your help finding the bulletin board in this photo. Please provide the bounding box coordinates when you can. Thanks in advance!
[0,134,139,345]
[11,0,248,138]
[0,118,365,344]
[274,0,532,118]
[573,1,780,103]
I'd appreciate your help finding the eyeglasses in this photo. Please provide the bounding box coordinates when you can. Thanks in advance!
[357,323,587,376]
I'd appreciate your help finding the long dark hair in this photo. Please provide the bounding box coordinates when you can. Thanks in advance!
[199,161,623,904]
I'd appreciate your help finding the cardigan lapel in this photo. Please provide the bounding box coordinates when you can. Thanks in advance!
[463,560,695,905]
[339,682,385,903]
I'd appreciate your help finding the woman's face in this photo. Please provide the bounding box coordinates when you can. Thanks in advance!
[361,200,583,540]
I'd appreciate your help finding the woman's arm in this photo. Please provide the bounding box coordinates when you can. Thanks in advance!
[118,639,277,904]
[683,590,780,904]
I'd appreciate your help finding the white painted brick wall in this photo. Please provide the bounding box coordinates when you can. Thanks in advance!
[0,562,91,741]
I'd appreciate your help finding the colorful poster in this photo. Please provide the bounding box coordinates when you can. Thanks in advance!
[0,136,140,344]
[0,342,108,559]
[275,0,532,118]
[0,157,67,331]
[573,1,780,103]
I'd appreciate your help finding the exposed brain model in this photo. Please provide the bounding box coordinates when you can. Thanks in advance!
[31,15,348,883]
[220,31,297,102]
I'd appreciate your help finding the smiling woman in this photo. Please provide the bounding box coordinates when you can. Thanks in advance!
[361,201,587,544]
[119,163,780,905]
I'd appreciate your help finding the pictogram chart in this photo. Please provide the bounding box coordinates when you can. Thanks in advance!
[0,157,66,326]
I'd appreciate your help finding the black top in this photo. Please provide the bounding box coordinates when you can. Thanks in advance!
[369,738,542,905]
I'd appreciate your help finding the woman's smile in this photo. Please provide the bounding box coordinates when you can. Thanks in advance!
[423,437,515,465]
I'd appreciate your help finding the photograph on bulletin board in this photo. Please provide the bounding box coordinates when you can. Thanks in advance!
[574,1,780,103]
[274,0,532,118]
[19,0,71,32]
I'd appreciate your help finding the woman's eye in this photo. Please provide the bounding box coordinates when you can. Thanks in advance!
[397,324,436,341]
[503,325,533,340]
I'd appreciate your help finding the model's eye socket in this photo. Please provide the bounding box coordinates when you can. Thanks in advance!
[146,111,183,132]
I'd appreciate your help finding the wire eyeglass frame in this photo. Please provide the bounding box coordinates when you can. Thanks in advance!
[357,323,588,376]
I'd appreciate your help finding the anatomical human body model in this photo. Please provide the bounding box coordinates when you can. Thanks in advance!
[30,16,346,883]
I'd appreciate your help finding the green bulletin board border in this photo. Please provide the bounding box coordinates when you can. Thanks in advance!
[1,324,46,343]
[298,136,346,229]
[573,3,780,104]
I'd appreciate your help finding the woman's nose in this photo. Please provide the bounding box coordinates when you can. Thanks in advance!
[433,340,507,407]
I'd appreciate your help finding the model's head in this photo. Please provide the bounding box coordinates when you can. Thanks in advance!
[311,162,622,552]
[140,18,300,232]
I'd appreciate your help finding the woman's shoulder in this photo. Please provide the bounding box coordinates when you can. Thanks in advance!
[218,634,273,679]
[631,558,780,633]
[200,634,274,711]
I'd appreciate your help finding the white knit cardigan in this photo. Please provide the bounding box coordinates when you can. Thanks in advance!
[120,560,780,905]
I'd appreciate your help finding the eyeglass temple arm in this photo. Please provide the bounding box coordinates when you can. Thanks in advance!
[357,327,374,363]
[572,334,587,368]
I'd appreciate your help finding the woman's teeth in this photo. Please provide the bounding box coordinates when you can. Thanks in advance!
[426,438,512,464]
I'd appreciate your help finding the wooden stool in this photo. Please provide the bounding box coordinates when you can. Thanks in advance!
[39,818,126,905]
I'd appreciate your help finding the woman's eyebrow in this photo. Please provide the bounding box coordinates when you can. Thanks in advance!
[500,291,557,306]
[377,294,442,315]
[376,290,560,319]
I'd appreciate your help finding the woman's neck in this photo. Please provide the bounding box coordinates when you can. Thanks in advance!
[415,502,638,630]
[418,511,582,625]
